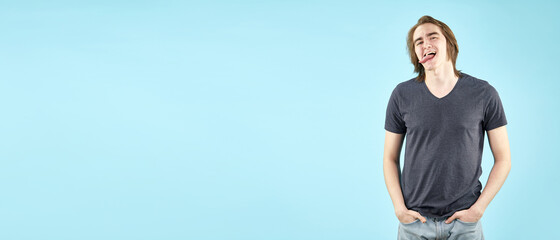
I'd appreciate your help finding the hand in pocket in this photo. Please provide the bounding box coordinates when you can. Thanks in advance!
[396,209,426,224]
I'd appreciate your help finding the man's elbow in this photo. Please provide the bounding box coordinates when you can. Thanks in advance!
[383,156,400,165]
[495,155,512,171]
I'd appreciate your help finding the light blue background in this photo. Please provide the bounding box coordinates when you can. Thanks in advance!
[1,0,558,239]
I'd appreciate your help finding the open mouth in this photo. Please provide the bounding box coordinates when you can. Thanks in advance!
[419,51,436,64]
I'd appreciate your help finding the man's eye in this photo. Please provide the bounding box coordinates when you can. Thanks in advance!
[430,37,436,40]
[416,42,422,46]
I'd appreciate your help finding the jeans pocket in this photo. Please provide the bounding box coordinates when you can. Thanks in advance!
[456,219,478,225]
[400,219,420,225]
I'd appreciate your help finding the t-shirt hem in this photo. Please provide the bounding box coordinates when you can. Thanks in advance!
[485,121,508,131]
[384,127,405,134]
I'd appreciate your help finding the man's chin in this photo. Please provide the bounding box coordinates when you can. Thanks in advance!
[423,65,435,71]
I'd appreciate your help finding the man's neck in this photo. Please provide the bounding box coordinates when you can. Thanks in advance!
[425,61,458,86]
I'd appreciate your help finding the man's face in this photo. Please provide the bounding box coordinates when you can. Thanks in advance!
[413,23,448,71]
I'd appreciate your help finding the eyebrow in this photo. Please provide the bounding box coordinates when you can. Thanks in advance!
[414,32,440,44]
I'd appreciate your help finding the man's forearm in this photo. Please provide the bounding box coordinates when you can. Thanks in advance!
[471,158,511,214]
[383,158,407,212]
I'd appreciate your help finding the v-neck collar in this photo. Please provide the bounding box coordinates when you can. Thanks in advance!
[422,74,464,100]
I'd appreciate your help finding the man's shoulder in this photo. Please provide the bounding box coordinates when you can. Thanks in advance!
[392,77,420,93]
[461,72,492,88]
[460,73,498,95]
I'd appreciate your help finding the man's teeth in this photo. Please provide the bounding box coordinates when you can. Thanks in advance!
[424,52,436,57]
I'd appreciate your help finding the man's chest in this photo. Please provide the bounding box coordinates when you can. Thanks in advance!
[401,97,485,133]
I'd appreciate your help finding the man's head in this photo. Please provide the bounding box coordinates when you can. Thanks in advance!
[407,15,460,82]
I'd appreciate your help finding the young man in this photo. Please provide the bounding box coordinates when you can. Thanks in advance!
[383,16,511,239]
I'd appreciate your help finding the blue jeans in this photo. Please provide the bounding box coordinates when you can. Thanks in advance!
[398,216,484,240]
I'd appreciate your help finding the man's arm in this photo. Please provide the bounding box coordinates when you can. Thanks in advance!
[472,125,512,213]
[383,130,427,223]
[445,125,512,223]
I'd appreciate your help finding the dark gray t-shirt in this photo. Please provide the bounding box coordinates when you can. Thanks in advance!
[384,73,507,219]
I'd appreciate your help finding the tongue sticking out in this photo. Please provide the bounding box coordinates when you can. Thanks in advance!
[419,53,435,64]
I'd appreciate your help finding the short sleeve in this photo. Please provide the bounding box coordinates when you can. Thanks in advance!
[385,87,407,134]
[483,85,508,131]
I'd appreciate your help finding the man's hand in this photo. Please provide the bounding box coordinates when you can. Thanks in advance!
[445,205,484,224]
[396,208,427,224]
